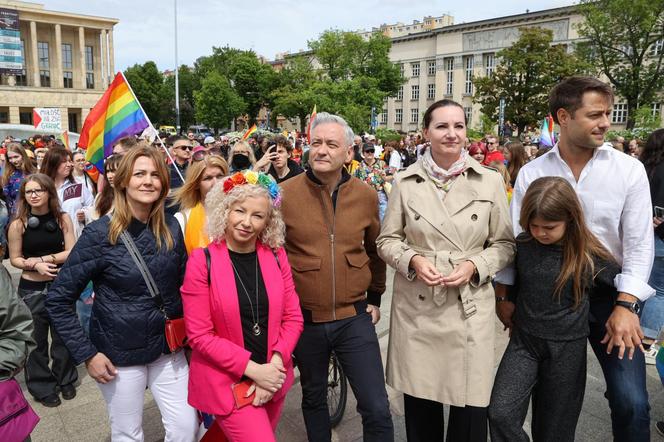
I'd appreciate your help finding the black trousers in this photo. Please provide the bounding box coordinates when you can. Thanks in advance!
[19,283,78,400]
[403,394,487,442]
[488,328,587,442]
[295,312,394,442]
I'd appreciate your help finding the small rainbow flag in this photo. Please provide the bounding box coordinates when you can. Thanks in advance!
[539,114,556,147]
[307,105,317,144]
[59,130,70,150]
[79,72,149,172]
[241,124,257,141]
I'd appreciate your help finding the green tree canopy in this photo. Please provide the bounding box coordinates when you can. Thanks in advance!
[194,71,246,132]
[576,0,664,129]
[273,30,404,133]
[473,27,587,134]
[123,61,169,125]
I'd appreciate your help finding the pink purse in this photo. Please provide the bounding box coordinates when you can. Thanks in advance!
[0,378,40,442]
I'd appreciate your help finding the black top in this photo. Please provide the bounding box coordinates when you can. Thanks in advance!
[22,212,65,258]
[229,250,269,364]
[268,160,304,184]
[648,161,664,240]
[512,233,620,341]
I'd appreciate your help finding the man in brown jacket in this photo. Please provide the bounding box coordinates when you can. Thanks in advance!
[280,113,393,442]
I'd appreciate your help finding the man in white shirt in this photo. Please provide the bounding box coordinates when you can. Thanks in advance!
[496,76,653,441]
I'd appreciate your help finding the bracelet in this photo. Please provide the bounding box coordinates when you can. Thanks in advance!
[50,254,57,264]
[39,256,44,263]
[496,296,510,303]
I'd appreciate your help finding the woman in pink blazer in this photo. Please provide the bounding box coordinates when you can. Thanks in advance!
[181,171,303,441]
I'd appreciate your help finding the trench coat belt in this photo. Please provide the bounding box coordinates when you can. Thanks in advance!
[431,247,484,319]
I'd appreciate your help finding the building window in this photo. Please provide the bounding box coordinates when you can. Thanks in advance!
[396,86,403,101]
[68,112,78,133]
[0,111,8,124]
[428,83,436,100]
[399,63,404,77]
[411,108,419,124]
[652,103,661,118]
[411,62,420,77]
[38,41,50,87]
[19,111,33,125]
[15,70,27,86]
[85,46,94,89]
[63,71,73,88]
[464,56,474,95]
[411,85,419,100]
[39,70,50,87]
[395,108,403,123]
[651,39,664,57]
[464,106,473,126]
[611,103,628,124]
[427,60,436,76]
[381,109,387,124]
[484,53,495,77]
[445,58,453,95]
[62,43,73,69]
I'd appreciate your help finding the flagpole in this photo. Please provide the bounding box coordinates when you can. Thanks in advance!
[119,71,184,183]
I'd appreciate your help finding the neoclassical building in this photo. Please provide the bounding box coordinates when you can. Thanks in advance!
[0,0,117,132]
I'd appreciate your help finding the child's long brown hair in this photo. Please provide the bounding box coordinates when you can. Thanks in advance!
[519,176,614,307]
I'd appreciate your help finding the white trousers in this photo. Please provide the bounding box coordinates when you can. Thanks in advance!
[98,351,198,442]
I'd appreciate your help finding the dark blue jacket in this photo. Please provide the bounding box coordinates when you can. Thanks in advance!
[46,215,187,367]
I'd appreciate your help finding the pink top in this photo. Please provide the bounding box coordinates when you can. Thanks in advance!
[181,241,304,416]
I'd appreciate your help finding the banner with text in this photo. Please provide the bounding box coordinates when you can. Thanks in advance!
[0,8,23,74]
[33,108,62,131]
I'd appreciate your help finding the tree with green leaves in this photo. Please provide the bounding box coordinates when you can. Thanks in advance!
[273,30,403,133]
[123,61,169,124]
[194,71,246,132]
[473,27,587,134]
[194,47,278,125]
[576,0,664,129]
[163,65,198,130]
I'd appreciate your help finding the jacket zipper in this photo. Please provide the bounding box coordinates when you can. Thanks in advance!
[318,187,337,320]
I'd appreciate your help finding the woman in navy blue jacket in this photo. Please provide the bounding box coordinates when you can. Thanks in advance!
[46,145,198,441]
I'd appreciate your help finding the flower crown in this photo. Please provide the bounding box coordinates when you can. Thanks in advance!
[222,170,282,207]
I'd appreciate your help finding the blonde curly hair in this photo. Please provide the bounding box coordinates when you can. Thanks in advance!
[205,181,285,249]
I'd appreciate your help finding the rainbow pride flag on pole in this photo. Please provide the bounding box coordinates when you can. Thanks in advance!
[241,124,257,141]
[79,72,150,172]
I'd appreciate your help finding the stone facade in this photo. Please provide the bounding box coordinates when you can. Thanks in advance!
[0,0,117,133]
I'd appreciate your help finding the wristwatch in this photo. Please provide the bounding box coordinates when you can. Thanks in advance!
[495,296,510,303]
[615,300,641,315]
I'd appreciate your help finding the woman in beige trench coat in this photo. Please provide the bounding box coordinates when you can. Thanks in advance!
[376,99,515,442]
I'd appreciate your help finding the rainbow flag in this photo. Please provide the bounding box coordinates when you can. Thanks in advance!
[540,114,556,147]
[59,130,70,150]
[241,124,257,141]
[79,72,149,172]
[307,105,317,144]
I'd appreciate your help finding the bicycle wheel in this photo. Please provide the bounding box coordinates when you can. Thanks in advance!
[327,352,348,427]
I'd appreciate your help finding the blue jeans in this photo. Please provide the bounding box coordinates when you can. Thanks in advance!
[76,282,94,337]
[641,233,664,338]
[378,191,388,222]
[588,296,650,441]
[295,312,394,442]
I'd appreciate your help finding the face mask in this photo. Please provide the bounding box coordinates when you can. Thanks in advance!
[231,154,251,170]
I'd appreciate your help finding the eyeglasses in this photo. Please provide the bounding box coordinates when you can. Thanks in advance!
[176,145,193,151]
[364,149,375,154]
[25,189,46,196]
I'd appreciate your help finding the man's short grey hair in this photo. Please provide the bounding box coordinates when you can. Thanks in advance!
[310,112,355,147]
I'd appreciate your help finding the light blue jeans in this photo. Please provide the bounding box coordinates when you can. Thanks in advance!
[641,233,664,338]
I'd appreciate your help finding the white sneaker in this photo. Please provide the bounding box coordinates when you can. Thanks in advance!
[645,345,658,365]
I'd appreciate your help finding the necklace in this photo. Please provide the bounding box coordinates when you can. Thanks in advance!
[230,255,261,336]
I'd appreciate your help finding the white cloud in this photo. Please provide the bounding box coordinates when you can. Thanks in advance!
[40,0,574,71]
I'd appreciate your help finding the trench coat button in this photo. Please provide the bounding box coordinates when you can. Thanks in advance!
[471,214,478,221]
[416,177,424,183]
[414,214,421,220]
[418,294,425,301]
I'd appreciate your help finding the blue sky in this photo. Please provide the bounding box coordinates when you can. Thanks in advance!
[42,0,574,71]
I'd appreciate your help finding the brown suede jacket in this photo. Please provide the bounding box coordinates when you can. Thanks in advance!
[280,169,386,323]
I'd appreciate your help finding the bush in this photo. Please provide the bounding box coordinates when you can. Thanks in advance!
[375,128,402,143]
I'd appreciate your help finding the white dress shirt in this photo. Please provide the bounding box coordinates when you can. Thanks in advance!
[496,143,654,301]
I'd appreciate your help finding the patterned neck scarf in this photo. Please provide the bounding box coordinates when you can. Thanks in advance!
[421,148,469,196]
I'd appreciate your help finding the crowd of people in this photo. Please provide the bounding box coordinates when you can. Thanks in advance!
[0,74,663,442]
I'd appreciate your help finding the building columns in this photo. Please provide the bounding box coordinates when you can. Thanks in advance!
[78,26,86,89]
[100,29,108,88]
[8,107,20,124]
[108,28,114,77]
[29,21,39,87]
[53,24,63,88]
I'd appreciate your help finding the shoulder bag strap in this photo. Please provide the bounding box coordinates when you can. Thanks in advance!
[204,247,211,286]
[119,231,164,310]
